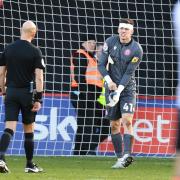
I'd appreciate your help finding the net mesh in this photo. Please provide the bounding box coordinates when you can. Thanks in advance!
[0,0,178,157]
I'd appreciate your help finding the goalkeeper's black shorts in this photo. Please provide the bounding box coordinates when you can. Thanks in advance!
[105,89,136,121]
[4,87,36,124]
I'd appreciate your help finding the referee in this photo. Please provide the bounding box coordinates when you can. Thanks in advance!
[98,18,143,168]
[0,20,45,173]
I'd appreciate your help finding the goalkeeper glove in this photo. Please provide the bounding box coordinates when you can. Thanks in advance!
[107,91,119,107]
[106,85,124,107]
[113,85,124,101]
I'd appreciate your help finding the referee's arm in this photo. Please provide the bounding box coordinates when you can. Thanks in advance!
[35,68,44,92]
[0,51,7,95]
[0,66,6,95]
[31,68,44,112]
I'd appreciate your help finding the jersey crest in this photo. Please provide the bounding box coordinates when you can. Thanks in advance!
[124,49,131,56]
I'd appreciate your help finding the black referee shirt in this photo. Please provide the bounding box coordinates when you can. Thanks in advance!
[0,40,45,88]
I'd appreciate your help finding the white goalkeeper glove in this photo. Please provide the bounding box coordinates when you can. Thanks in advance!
[106,85,124,107]
[114,85,124,100]
[106,91,119,107]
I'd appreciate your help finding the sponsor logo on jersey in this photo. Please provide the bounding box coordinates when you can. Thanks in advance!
[124,49,131,56]
[131,57,139,63]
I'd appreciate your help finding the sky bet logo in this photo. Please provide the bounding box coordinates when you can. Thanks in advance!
[34,107,77,141]
[34,106,174,144]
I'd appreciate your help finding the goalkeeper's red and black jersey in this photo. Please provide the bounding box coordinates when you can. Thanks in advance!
[98,35,143,92]
[0,40,45,88]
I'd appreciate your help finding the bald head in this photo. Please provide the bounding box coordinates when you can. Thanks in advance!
[21,20,37,41]
[22,20,37,33]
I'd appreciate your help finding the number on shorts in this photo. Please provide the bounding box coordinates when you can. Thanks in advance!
[123,103,133,112]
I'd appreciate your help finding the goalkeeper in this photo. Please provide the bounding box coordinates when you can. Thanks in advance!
[0,20,45,173]
[98,18,143,168]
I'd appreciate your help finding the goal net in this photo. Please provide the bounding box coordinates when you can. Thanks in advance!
[0,0,178,157]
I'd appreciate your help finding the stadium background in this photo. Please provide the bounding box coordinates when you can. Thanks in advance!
[0,0,177,95]
[0,0,178,157]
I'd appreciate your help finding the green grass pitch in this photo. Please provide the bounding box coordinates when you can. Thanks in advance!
[0,156,174,180]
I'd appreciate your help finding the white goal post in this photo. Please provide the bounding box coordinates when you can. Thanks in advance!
[0,0,178,157]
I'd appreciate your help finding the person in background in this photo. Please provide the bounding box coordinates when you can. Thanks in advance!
[95,43,110,154]
[70,35,109,155]
[98,18,143,168]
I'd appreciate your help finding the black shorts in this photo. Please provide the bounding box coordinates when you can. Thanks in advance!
[105,90,136,121]
[4,87,36,124]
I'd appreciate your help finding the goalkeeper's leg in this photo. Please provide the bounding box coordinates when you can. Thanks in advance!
[117,95,136,168]
[110,119,124,168]
[121,113,134,167]
[122,113,134,153]
[111,113,134,169]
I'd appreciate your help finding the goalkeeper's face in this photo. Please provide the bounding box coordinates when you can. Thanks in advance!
[118,23,134,44]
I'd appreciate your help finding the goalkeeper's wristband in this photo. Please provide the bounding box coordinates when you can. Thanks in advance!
[104,75,112,84]
[34,91,43,104]
[116,85,125,94]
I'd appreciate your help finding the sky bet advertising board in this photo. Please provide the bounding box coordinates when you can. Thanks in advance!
[0,94,178,157]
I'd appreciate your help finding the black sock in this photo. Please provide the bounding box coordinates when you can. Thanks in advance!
[24,133,34,165]
[111,133,122,158]
[0,128,14,161]
[123,134,133,155]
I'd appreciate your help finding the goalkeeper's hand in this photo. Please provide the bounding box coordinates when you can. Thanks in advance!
[106,85,124,107]
[108,81,117,91]
[104,75,117,91]
[106,91,119,107]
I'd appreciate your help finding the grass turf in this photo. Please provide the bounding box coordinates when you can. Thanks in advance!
[0,156,174,180]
